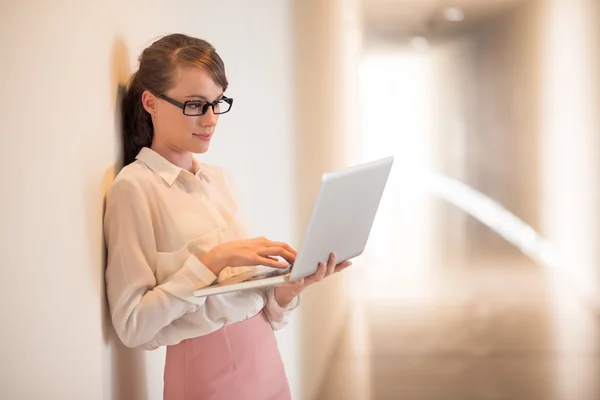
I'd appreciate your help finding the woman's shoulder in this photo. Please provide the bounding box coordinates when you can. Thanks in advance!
[107,161,156,197]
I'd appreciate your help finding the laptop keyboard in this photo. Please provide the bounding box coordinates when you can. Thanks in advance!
[246,265,293,281]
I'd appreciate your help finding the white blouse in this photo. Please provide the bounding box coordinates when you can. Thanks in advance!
[103,147,299,350]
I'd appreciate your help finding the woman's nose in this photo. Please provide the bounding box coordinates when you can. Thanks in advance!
[200,107,218,125]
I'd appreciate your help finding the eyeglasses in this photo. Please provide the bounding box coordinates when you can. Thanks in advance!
[157,94,234,116]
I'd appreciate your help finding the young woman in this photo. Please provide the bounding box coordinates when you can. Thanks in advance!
[103,33,352,399]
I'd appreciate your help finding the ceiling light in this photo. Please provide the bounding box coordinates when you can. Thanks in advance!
[443,7,464,22]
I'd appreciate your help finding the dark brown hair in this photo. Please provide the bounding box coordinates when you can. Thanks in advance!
[121,34,228,166]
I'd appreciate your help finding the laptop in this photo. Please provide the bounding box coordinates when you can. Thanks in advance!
[193,155,394,297]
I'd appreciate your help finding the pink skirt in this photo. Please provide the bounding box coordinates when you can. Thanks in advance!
[163,311,291,400]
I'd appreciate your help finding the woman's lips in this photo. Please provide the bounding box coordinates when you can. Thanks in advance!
[193,133,212,141]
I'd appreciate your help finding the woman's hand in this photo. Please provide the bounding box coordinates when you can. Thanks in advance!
[273,252,352,308]
[200,237,297,275]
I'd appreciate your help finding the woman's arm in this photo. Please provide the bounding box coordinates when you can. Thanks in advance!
[104,177,217,348]
[262,286,301,330]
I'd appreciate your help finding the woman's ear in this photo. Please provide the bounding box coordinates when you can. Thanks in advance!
[141,90,157,115]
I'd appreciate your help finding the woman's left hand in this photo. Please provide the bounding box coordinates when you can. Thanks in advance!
[273,252,352,308]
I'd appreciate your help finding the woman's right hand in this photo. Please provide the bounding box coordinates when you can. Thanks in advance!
[199,237,297,275]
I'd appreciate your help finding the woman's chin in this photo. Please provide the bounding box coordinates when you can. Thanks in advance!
[192,142,211,154]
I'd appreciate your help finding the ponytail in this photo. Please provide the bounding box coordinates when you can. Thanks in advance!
[121,73,153,167]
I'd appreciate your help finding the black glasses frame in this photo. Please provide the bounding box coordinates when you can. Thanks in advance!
[157,94,234,116]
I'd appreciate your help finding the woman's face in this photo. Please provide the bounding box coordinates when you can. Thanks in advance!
[144,66,224,155]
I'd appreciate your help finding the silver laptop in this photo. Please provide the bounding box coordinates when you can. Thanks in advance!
[193,156,394,297]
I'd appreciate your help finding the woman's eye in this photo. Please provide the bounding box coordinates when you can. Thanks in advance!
[188,102,204,109]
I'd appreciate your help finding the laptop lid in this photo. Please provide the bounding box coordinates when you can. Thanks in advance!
[289,156,394,281]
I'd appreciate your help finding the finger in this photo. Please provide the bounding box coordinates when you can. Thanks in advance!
[316,262,327,281]
[265,241,298,257]
[302,262,325,285]
[259,245,296,259]
[257,256,289,269]
[334,260,352,273]
[257,247,296,264]
[259,246,296,264]
[326,253,337,276]
[265,256,283,263]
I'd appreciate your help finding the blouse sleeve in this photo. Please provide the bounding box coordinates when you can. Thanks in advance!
[104,176,217,348]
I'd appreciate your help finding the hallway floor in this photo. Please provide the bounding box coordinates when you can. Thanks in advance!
[316,256,600,400]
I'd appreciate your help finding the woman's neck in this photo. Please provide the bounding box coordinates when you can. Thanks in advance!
[150,141,194,173]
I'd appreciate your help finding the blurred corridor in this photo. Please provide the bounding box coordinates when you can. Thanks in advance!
[315,0,600,399]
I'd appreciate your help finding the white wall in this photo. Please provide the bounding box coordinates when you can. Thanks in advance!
[1,1,361,399]
[0,1,303,399]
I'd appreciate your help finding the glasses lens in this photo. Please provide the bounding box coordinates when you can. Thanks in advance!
[214,99,231,114]
[184,99,231,115]
[184,101,205,116]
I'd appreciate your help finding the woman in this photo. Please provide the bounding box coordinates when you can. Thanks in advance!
[103,33,351,399]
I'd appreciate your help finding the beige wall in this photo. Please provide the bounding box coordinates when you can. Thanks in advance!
[539,0,600,303]
[0,1,358,399]
[292,0,361,398]
[536,2,600,397]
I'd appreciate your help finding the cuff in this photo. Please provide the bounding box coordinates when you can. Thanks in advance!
[182,254,218,287]
[161,253,218,305]
[264,286,301,330]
